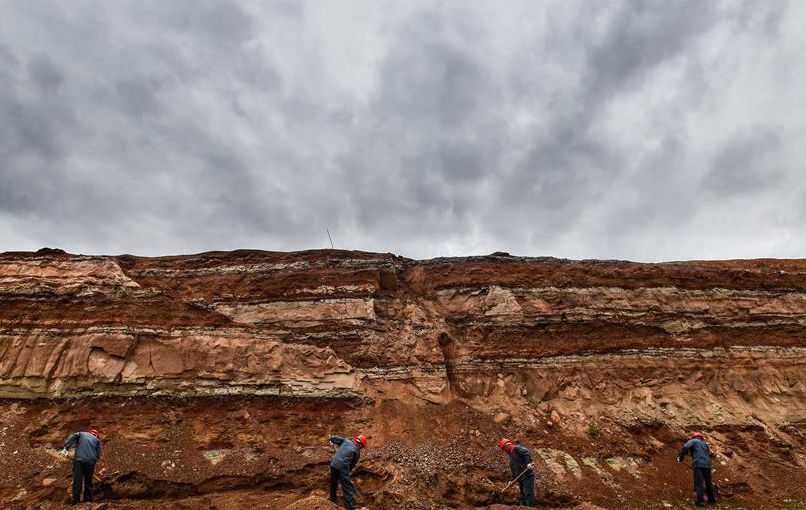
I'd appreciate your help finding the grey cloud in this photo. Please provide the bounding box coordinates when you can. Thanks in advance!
[337,5,506,244]
[113,79,164,118]
[377,40,492,128]
[585,1,713,102]
[486,0,793,256]
[135,0,254,44]
[0,0,803,260]
[704,129,782,196]
[1,53,77,165]
[26,55,64,93]
[494,1,719,212]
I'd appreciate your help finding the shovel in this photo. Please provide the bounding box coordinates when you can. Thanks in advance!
[500,465,532,494]
[490,466,532,505]
[680,461,722,498]
[63,469,122,499]
[329,436,367,508]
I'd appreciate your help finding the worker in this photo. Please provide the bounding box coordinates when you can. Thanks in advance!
[498,438,536,507]
[61,428,102,505]
[677,432,717,507]
[329,434,367,510]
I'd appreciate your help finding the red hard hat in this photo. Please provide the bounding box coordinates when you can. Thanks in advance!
[690,432,703,439]
[355,435,367,448]
[498,438,512,451]
[89,429,99,438]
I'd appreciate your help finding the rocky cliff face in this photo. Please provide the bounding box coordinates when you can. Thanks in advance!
[1,249,805,509]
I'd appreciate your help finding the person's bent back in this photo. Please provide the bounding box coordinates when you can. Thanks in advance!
[62,429,101,504]
[677,432,716,507]
[64,431,101,465]
[329,434,366,510]
[678,434,712,469]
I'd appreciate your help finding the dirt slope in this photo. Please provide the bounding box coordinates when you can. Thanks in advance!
[1,248,805,509]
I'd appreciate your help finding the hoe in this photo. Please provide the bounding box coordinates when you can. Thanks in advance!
[490,466,531,504]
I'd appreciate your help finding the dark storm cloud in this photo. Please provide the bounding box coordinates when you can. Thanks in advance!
[336,8,508,249]
[26,55,64,93]
[0,0,313,252]
[703,129,782,196]
[494,1,722,223]
[585,1,713,102]
[0,0,804,259]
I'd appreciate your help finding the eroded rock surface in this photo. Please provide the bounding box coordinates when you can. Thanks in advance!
[1,249,805,509]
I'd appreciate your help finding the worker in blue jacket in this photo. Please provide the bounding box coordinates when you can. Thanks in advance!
[61,428,102,505]
[498,438,536,506]
[329,434,367,510]
[678,432,717,507]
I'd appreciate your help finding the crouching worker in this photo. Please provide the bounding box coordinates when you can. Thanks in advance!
[498,438,536,507]
[61,428,101,505]
[329,434,367,510]
[678,432,717,507]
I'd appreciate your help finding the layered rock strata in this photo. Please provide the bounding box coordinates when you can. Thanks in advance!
[2,251,805,414]
[1,249,805,508]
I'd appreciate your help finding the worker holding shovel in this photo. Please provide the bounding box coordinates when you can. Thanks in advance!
[677,432,717,507]
[329,434,367,510]
[498,438,536,507]
[61,428,102,505]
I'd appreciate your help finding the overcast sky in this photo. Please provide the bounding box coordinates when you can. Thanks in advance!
[1,0,804,261]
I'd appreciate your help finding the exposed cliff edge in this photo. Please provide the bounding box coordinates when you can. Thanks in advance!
[1,249,805,509]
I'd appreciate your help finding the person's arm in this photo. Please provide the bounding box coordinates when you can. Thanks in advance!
[63,433,79,450]
[677,440,692,462]
[520,446,533,465]
[330,436,345,446]
[349,450,360,471]
[96,439,102,461]
[61,432,79,457]
[514,445,533,470]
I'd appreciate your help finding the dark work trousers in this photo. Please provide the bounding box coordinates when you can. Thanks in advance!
[329,467,356,510]
[518,474,536,507]
[72,461,95,503]
[693,467,717,506]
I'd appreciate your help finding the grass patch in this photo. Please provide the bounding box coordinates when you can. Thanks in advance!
[586,420,601,439]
